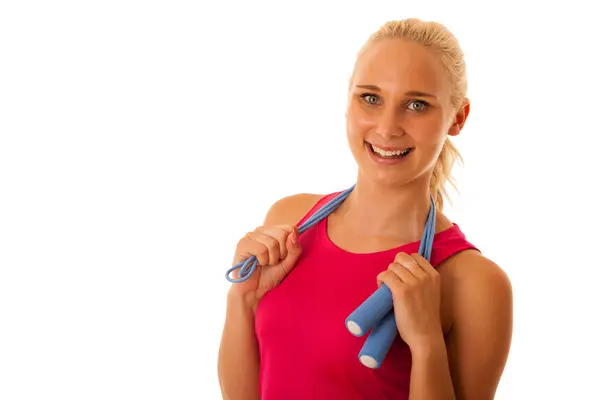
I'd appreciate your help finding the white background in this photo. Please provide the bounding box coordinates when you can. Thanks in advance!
[1,1,599,399]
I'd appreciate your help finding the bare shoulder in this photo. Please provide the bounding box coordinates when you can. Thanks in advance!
[442,250,512,299]
[440,250,513,399]
[263,192,326,227]
[441,249,512,322]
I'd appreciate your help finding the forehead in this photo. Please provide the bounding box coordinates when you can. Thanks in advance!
[353,39,450,97]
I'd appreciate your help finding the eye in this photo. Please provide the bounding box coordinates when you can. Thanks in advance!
[360,93,380,105]
[407,100,429,112]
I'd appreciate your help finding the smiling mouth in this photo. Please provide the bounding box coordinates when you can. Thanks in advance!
[366,142,413,159]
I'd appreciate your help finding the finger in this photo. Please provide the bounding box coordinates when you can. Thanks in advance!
[281,227,302,272]
[410,253,438,279]
[377,270,401,289]
[246,232,280,265]
[256,225,293,260]
[388,262,417,284]
[252,231,282,265]
[237,235,270,266]
[394,252,428,279]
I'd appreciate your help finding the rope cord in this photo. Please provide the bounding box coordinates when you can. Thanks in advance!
[225,185,355,283]
[224,184,436,368]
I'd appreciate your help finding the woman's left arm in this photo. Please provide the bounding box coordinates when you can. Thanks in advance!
[443,251,513,399]
[379,251,513,400]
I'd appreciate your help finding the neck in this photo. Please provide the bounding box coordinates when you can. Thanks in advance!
[337,176,438,243]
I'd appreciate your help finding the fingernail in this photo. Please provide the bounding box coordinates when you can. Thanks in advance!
[290,229,298,246]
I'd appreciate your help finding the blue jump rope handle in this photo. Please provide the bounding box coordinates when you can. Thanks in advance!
[345,284,393,337]
[345,284,396,369]
[358,310,398,369]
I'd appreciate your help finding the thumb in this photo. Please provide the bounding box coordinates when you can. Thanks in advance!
[282,227,302,270]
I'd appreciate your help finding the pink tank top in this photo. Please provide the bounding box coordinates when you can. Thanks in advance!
[255,192,479,399]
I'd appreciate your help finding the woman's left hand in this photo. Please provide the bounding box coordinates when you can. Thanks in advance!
[377,252,444,351]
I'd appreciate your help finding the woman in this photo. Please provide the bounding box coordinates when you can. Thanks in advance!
[218,18,513,400]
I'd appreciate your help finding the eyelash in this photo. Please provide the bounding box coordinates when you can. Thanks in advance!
[360,93,430,112]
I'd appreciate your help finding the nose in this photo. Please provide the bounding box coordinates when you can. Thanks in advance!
[375,106,403,139]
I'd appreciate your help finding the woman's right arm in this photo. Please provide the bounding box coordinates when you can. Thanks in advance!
[217,290,261,400]
[217,193,323,400]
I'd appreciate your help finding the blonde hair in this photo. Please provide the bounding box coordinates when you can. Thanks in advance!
[351,18,468,210]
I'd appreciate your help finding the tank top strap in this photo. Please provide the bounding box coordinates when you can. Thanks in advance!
[429,223,480,266]
[295,191,343,226]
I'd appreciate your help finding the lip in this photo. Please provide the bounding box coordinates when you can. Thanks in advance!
[367,142,412,152]
[365,141,413,165]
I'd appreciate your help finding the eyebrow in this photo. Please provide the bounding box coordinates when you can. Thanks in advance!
[355,84,437,99]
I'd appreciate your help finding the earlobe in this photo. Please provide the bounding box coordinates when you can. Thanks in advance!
[448,119,463,136]
[448,124,460,136]
[448,99,470,137]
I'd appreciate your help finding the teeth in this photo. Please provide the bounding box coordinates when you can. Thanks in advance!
[371,144,411,158]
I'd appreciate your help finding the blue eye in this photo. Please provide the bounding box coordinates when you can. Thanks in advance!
[408,100,429,112]
[361,94,379,105]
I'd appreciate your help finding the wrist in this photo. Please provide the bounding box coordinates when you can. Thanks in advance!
[408,330,447,358]
[227,287,258,313]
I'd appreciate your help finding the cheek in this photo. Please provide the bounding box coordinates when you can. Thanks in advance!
[346,106,372,139]
[410,117,446,146]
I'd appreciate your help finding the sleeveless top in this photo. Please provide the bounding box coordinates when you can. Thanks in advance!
[254,191,479,400]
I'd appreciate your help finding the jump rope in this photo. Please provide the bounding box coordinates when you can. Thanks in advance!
[225,184,436,369]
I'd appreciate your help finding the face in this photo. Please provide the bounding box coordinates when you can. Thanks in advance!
[346,38,469,188]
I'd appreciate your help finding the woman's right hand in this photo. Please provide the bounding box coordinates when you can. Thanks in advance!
[228,224,303,309]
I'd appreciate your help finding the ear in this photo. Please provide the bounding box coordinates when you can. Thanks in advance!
[448,98,470,137]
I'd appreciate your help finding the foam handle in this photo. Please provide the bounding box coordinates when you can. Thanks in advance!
[358,310,398,369]
[345,284,394,337]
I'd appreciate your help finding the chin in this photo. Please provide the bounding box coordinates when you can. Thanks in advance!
[357,165,412,188]
[361,155,433,190]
